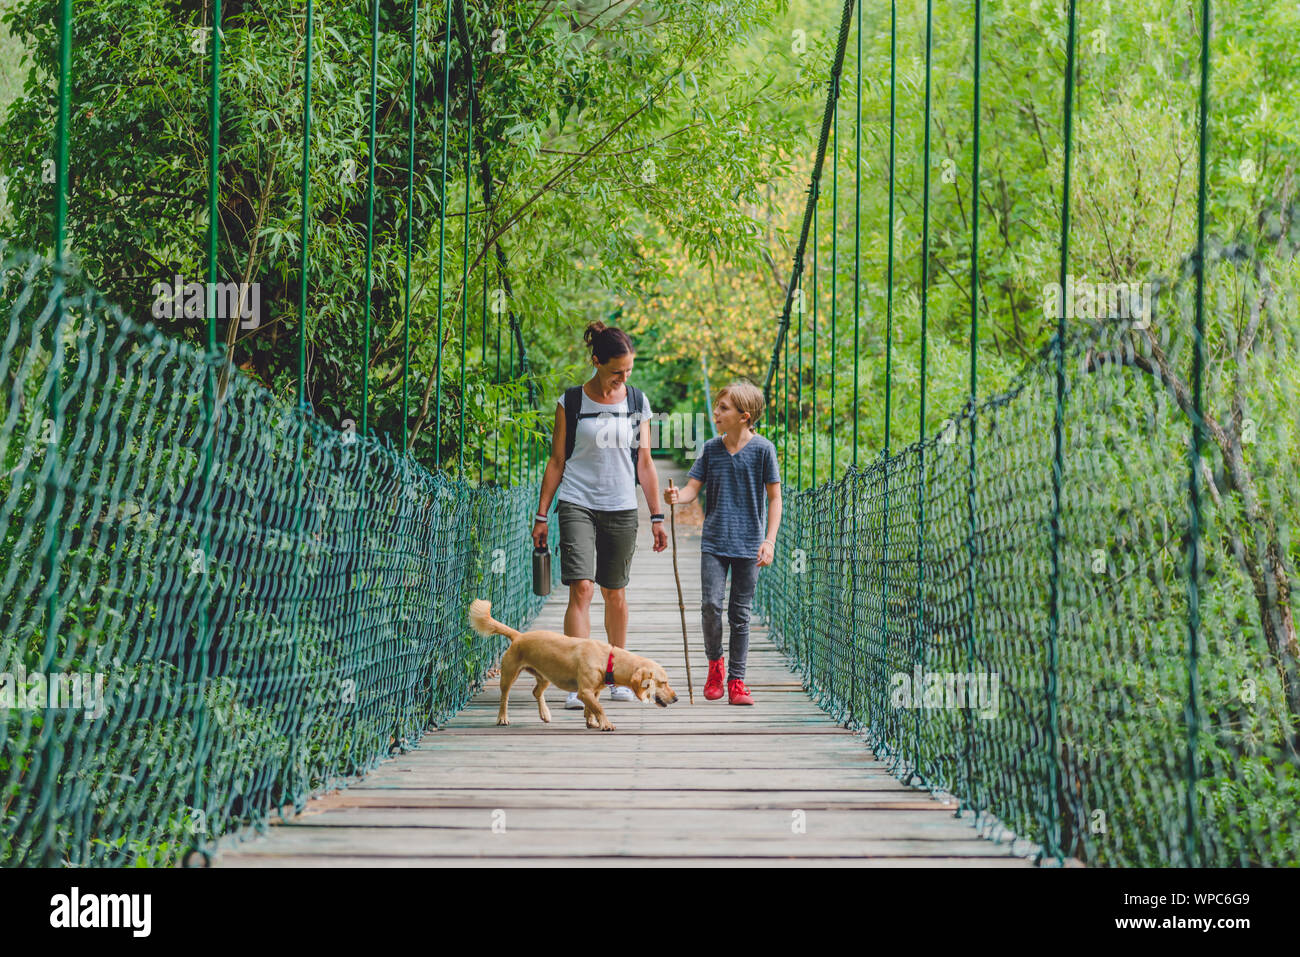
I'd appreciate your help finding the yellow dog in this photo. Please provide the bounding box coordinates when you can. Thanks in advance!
[468,599,679,731]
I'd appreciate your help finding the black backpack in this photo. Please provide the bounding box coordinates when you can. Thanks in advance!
[564,384,646,485]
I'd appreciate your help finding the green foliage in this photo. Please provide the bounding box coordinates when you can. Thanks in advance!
[0,0,802,481]
[0,0,23,228]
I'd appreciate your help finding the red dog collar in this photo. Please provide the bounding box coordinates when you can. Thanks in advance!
[605,652,616,686]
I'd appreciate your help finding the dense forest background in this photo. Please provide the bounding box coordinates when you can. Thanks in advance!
[0,0,1296,480]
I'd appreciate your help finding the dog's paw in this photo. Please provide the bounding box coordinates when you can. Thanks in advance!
[538,706,551,723]
[496,715,510,726]
[600,721,616,732]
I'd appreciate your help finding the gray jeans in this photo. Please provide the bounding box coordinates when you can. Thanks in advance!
[700,551,760,681]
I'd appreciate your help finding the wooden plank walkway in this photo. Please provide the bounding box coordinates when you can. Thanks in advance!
[217,463,1030,866]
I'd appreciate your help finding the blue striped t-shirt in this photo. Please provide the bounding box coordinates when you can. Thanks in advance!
[688,434,780,558]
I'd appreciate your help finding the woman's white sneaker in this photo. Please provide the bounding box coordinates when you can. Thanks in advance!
[609,685,636,702]
[565,691,584,710]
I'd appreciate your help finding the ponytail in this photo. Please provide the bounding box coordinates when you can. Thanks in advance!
[583,321,635,364]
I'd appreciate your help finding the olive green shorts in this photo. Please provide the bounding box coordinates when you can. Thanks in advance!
[557,500,639,590]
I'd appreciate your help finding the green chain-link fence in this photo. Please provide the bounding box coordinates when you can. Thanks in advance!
[763,312,1300,867]
[757,0,1300,866]
[0,252,556,866]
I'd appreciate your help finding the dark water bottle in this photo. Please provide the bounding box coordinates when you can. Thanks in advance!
[532,546,551,596]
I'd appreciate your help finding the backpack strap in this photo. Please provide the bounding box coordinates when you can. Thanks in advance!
[563,385,583,460]
[626,385,644,485]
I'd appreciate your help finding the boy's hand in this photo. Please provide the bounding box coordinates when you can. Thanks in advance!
[756,540,774,567]
[663,487,679,506]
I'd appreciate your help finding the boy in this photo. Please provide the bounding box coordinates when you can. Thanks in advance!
[664,381,781,705]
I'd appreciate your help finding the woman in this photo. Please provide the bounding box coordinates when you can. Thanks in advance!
[532,321,667,709]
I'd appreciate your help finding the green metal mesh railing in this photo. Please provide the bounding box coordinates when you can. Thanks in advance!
[758,0,1300,866]
[0,252,555,866]
[0,0,558,866]
[766,313,1300,866]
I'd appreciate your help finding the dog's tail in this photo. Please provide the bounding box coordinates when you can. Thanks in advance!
[468,599,522,642]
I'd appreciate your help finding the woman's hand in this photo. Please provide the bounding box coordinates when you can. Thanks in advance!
[532,520,548,549]
[756,540,775,567]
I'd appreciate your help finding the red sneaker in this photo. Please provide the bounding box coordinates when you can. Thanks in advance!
[704,659,725,700]
[728,679,754,706]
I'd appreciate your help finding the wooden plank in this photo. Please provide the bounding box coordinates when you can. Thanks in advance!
[272,808,981,839]
[421,727,853,736]
[393,741,884,754]
[220,828,1013,859]
[365,775,909,789]
[215,855,1031,868]
[378,755,885,769]
[392,739,882,751]
[261,789,956,810]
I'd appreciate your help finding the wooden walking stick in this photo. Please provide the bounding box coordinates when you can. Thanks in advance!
[667,478,695,704]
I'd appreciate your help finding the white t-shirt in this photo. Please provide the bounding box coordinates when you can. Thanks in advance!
[555,386,653,511]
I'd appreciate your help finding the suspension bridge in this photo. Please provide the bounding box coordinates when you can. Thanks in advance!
[2,0,1298,869]
[215,465,1034,866]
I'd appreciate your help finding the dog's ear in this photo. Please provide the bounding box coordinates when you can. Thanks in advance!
[630,667,649,690]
